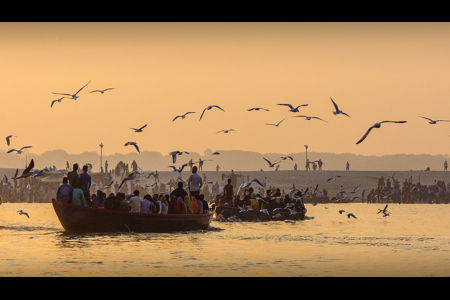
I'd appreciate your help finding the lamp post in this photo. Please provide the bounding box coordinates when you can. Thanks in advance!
[304,144,308,172]
[99,142,104,175]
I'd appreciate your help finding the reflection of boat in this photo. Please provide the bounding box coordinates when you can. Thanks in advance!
[215,205,306,222]
[52,199,215,233]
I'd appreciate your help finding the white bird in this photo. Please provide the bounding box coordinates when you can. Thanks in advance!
[172,112,196,121]
[17,210,29,218]
[7,146,32,155]
[418,116,450,124]
[248,107,269,111]
[130,124,147,132]
[169,150,190,163]
[330,97,351,117]
[2,174,9,186]
[293,115,328,122]
[32,167,50,178]
[90,88,115,94]
[50,97,68,108]
[199,105,225,121]
[263,157,280,168]
[118,172,141,191]
[124,142,140,153]
[5,135,16,146]
[327,176,342,181]
[168,164,188,173]
[346,213,357,219]
[277,103,308,112]
[216,129,236,134]
[340,184,361,197]
[356,121,407,144]
[52,80,91,100]
[280,156,293,161]
[377,204,390,215]
[12,159,35,180]
[265,118,285,127]
[241,178,265,188]
[104,181,114,188]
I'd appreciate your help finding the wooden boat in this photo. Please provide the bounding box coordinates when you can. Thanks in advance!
[215,205,306,221]
[52,199,215,233]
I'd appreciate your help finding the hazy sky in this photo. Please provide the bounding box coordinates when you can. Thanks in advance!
[2,22,450,159]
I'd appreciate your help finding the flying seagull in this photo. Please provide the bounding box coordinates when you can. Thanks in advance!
[377,204,390,217]
[168,164,188,173]
[346,213,357,219]
[169,150,190,164]
[130,124,147,132]
[293,115,328,122]
[7,146,32,155]
[118,171,141,191]
[2,174,9,186]
[277,103,308,112]
[12,159,35,180]
[330,97,351,117]
[17,210,29,218]
[241,178,265,188]
[418,116,450,124]
[338,209,346,214]
[52,80,91,100]
[265,118,285,127]
[90,88,115,94]
[327,176,342,181]
[124,142,140,153]
[247,107,269,111]
[5,135,16,146]
[356,121,407,144]
[216,129,236,134]
[173,112,195,122]
[50,97,68,108]
[199,105,225,121]
[263,157,280,168]
[280,156,293,161]
[104,181,114,189]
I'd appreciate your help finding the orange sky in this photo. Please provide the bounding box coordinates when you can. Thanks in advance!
[1,22,450,158]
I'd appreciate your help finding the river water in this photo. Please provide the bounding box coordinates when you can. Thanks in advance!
[1,202,449,276]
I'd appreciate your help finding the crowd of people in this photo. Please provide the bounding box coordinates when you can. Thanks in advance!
[366,175,450,204]
[55,164,212,215]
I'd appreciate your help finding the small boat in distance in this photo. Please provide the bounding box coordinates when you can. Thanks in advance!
[52,199,215,233]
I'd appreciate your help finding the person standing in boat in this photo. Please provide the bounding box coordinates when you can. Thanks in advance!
[188,166,203,199]
[67,163,79,189]
[79,165,92,207]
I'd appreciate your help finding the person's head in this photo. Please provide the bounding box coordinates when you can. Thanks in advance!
[62,177,68,184]
[109,193,114,197]
[117,192,125,200]
[178,181,183,188]
[73,163,78,171]
[192,166,198,173]
[76,182,82,189]
[227,179,231,184]
[133,190,139,196]
[97,190,103,197]
[82,165,88,173]
[144,194,151,200]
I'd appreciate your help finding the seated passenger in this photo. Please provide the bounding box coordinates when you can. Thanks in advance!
[56,177,73,203]
[72,182,86,206]
[170,181,188,199]
[93,190,105,208]
[105,192,121,210]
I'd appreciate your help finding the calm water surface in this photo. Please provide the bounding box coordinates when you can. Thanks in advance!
[1,203,449,276]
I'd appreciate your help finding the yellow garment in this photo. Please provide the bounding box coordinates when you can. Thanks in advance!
[250,198,259,210]
[184,195,193,214]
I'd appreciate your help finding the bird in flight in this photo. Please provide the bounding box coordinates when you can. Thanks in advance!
[216,129,236,134]
[5,135,16,146]
[356,121,407,144]
[265,118,286,127]
[241,178,265,188]
[247,107,269,111]
[117,171,142,191]
[280,156,293,161]
[277,103,308,112]
[12,159,35,180]
[169,150,189,164]
[124,142,140,153]
[130,124,147,132]
[173,112,195,122]
[90,88,115,94]
[50,97,68,108]
[17,210,29,218]
[199,105,225,121]
[418,116,450,124]
[168,164,188,173]
[327,176,342,181]
[52,80,91,100]
[293,115,328,122]
[7,146,32,155]
[346,213,357,219]
[263,157,280,168]
[330,97,351,117]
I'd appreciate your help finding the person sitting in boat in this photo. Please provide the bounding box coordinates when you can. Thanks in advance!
[104,192,121,210]
[197,194,209,213]
[170,181,188,199]
[72,182,86,206]
[141,194,156,213]
[128,190,142,212]
[118,193,130,211]
[93,190,105,209]
[56,177,73,204]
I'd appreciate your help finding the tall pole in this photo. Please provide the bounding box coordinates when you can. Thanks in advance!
[100,142,104,175]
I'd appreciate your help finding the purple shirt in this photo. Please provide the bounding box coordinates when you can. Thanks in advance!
[140,199,156,213]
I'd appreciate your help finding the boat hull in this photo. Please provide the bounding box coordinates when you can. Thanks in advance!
[52,199,214,233]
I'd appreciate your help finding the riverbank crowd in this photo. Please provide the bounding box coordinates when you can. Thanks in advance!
[366,175,450,204]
